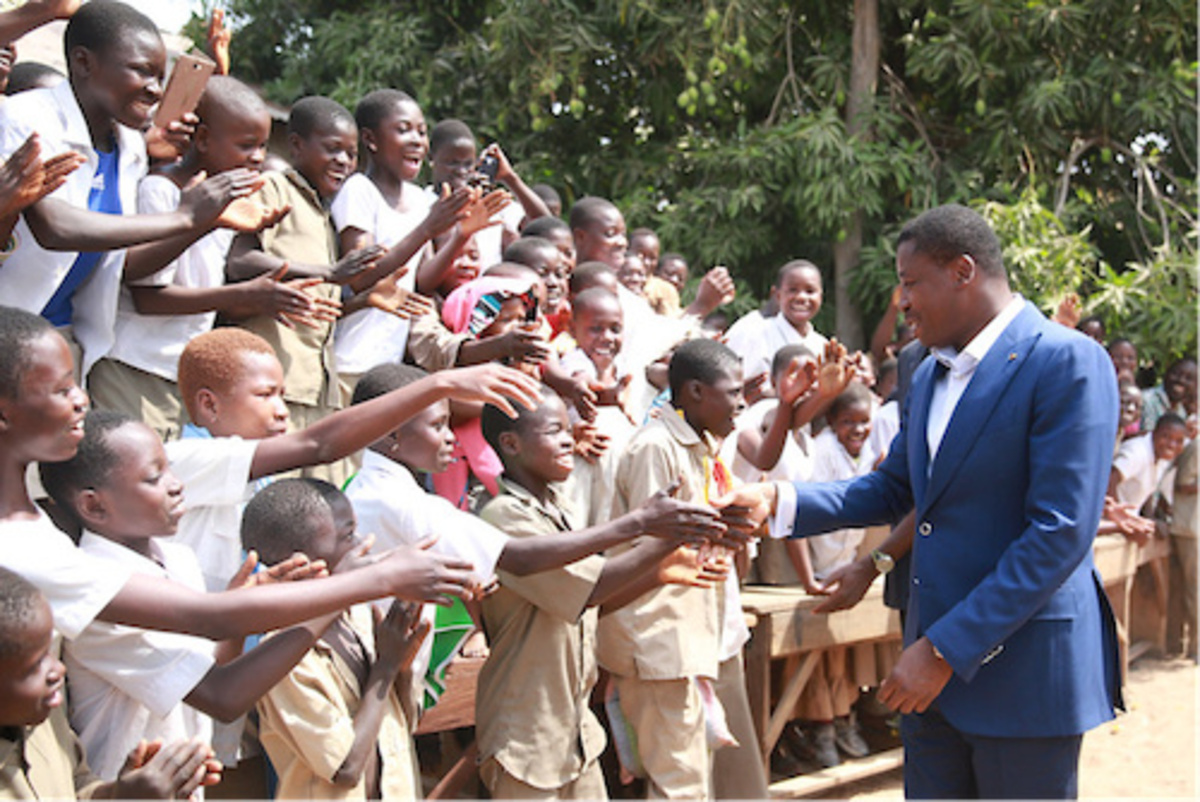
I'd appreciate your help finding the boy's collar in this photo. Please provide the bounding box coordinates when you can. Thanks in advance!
[181,423,213,440]
[79,530,166,570]
[664,405,719,455]
[284,167,330,208]
[495,475,571,524]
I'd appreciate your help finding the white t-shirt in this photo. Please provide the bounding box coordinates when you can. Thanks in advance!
[66,533,214,781]
[867,399,901,462]
[806,427,875,578]
[345,449,508,695]
[0,512,132,640]
[330,174,435,375]
[163,433,260,592]
[722,397,815,486]
[107,175,236,380]
[0,81,149,377]
[732,313,828,391]
[1112,433,1170,511]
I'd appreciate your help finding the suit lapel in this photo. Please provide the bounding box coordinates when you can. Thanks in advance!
[906,357,939,506]
[922,304,1045,511]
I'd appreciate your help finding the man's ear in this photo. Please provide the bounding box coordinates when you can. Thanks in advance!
[951,254,978,286]
[0,397,11,436]
[75,488,108,529]
[193,388,219,428]
[683,378,705,405]
[286,131,303,159]
[193,122,212,155]
[497,430,521,458]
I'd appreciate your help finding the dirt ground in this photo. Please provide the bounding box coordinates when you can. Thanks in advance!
[839,655,1198,799]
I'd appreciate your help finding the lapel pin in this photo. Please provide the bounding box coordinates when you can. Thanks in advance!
[1008,352,1017,361]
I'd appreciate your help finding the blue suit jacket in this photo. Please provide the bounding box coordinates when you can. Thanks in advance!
[791,303,1122,738]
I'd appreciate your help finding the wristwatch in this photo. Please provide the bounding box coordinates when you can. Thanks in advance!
[870,548,895,575]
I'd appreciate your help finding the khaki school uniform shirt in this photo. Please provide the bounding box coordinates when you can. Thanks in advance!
[257,605,419,801]
[236,169,341,408]
[597,409,723,680]
[477,479,607,790]
[0,706,104,800]
[406,310,469,372]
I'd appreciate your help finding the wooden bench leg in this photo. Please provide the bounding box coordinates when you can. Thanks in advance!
[427,741,478,800]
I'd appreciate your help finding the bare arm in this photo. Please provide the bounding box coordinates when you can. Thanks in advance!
[248,363,540,480]
[185,613,336,722]
[0,0,79,46]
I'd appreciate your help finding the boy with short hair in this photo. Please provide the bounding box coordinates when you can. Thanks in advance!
[247,479,428,800]
[0,566,220,800]
[597,338,765,799]
[1110,413,1188,513]
[475,390,728,799]
[225,96,380,487]
[37,410,340,782]
[0,1,255,379]
[729,259,828,392]
[90,75,297,441]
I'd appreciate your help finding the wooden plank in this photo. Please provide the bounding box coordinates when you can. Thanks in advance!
[763,651,819,755]
[414,656,484,735]
[769,747,904,798]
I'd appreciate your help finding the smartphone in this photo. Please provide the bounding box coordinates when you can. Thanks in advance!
[154,52,216,128]
[474,153,499,187]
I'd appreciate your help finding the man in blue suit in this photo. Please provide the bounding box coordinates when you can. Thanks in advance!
[719,204,1121,798]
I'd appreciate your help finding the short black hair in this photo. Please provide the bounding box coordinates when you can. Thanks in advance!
[0,306,54,400]
[896,203,1005,278]
[569,196,618,232]
[775,259,821,288]
[503,236,557,268]
[39,409,135,521]
[1076,315,1106,336]
[65,0,159,62]
[1155,413,1187,433]
[429,118,474,157]
[571,286,621,319]
[196,75,266,127]
[288,96,354,140]
[657,252,687,274]
[629,227,658,245]
[0,567,45,658]
[1108,337,1136,354]
[5,62,63,95]
[668,338,740,399]
[354,88,417,134]
[531,183,561,210]
[770,343,815,381]
[569,262,616,295]
[827,383,874,422]
[480,386,556,456]
[523,215,570,239]
[350,363,428,406]
[241,478,339,565]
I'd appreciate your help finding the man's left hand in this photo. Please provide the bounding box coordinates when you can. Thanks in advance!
[877,636,954,714]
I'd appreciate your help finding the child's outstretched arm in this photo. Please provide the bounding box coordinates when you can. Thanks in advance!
[482,143,549,223]
[330,601,428,789]
[738,355,818,471]
[495,479,727,577]
[96,542,478,642]
[0,0,79,47]
[247,363,540,480]
[22,169,260,252]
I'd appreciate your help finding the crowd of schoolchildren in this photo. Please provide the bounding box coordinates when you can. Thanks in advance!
[0,2,1193,800]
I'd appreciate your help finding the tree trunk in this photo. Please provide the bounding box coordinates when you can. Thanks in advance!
[833,0,880,349]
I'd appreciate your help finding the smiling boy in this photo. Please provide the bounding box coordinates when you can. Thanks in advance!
[732,259,828,393]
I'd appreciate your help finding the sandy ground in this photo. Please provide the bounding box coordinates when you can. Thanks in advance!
[839,655,1198,799]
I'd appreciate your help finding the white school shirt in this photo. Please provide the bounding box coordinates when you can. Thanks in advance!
[0,512,131,640]
[66,534,214,782]
[163,432,261,592]
[867,399,901,461]
[1112,434,1171,511]
[805,428,876,578]
[722,397,814,485]
[107,175,236,381]
[330,174,434,374]
[344,449,508,692]
[734,314,828,392]
[0,80,149,377]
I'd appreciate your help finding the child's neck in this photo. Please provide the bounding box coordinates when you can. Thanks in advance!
[161,152,208,188]
[0,459,40,522]
[502,466,553,506]
[675,404,711,441]
[366,164,408,207]
[787,317,812,337]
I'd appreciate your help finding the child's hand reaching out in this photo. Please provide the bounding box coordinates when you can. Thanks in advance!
[367,272,435,320]
[657,545,731,589]
[373,600,431,674]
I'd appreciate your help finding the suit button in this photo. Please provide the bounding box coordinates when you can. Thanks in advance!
[918,521,932,536]
[912,577,921,586]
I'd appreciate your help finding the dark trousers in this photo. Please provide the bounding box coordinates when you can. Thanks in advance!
[901,704,1083,799]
